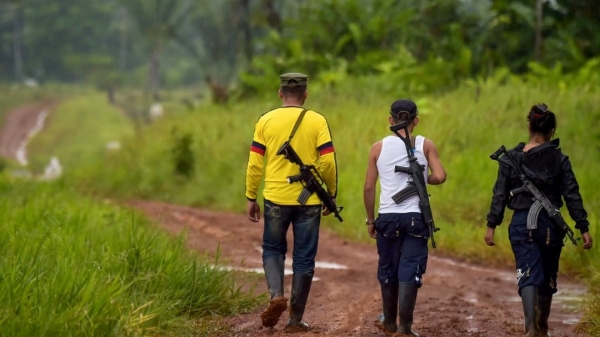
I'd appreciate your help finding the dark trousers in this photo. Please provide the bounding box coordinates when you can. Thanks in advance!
[376,212,429,286]
[509,210,564,296]
[262,199,321,275]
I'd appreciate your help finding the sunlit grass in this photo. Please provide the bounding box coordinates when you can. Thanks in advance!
[0,176,261,336]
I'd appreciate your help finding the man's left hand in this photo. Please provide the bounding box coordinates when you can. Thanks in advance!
[322,198,335,216]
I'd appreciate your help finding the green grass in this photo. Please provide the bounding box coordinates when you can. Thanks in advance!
[0,175,262,336]
[577,269,600,335]
[26,92,135,174]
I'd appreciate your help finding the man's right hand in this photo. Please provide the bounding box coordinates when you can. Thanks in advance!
[484,227,496,246]
[368,224,377,239]
[582,232,593,249]
[247,200,261,222]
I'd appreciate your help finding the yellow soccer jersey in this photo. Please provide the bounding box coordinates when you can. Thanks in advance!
[245,106,338,205]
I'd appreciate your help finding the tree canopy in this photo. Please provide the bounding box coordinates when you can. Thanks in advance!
[0,0,598,97]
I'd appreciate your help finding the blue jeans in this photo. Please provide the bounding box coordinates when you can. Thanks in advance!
[262,199,321,275]
[509,210,564,295]
[375,212,429,286]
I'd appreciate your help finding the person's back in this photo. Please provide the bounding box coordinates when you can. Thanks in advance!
[377,135,429,214]
[363,99,446,336]
[248,107,336,206]
[245,73,338,332]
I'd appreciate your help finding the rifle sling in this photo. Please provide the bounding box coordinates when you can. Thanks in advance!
[287,108,308,142]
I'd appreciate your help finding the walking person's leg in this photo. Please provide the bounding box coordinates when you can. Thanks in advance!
[374,214,402,333]
[261,200,293,328]
[536,214,564,337]
[509,211,544,337]
[397,213,428,337]
[285,204,321,332]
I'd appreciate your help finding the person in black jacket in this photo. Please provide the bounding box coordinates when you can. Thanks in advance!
[484,103,593,337]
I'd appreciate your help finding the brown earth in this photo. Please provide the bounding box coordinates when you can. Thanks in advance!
[130,200,589,337]
[0,104,53,161]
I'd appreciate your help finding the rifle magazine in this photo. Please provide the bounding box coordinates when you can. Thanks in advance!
[297,188,312,205]
[527,200,543,230]
[392,185,418,204]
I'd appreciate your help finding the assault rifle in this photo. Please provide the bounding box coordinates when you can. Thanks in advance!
[390,121,440,248]
[490,145,579,245]
[277,141,344,222]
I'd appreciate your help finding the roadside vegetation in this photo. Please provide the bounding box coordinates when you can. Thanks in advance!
[0,175,262,336]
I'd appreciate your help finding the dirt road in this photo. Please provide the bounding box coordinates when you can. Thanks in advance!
[0,104,52,165]
[130,200,588,337]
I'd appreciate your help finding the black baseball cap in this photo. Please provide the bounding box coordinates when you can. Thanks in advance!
[390,99,418,120]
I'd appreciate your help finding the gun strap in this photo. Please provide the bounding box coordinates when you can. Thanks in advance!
[287,108,308,141]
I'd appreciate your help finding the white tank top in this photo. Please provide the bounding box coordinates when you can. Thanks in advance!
[377,135,429,214]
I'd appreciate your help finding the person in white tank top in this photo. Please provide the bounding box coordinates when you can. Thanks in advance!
[363,99,446,336]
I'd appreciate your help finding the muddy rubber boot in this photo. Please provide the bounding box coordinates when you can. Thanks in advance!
[376,282,399,334]
[538,294,552,337]
[285,273,313,333]
[521,286,540,337]
[260,257,288,328]
[398,282,419,336]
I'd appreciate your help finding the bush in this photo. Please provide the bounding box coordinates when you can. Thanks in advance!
[171,127,195,178]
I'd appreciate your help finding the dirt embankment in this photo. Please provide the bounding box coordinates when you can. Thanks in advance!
[130,200,588,337]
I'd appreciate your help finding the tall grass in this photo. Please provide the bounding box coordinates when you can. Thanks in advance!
[0,176,261,336]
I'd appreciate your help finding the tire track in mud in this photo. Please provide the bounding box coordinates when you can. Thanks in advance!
[130,200,589,337]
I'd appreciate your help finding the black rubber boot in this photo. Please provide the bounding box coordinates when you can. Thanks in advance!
[398,282,419,336]
[285,273,313,332]
[538,294,552,337]
[264,257,285,299]
[376,282,399,334]
[260,257,288,328]
[521,286,540,337]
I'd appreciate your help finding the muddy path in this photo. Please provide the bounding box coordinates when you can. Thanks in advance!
[0,104,53,164]
[130,200,588,337]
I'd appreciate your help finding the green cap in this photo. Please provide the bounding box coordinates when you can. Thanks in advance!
[280,72,308,87]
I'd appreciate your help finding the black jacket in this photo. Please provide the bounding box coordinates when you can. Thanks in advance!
[486,139,590,234]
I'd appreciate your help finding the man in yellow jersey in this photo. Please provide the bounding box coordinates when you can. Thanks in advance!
[245,73,338,332]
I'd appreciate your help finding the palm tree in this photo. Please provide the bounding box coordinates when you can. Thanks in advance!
[122,0,192,100]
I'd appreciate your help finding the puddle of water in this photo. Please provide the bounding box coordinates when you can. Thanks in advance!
[212,265,321,281]
[315,261,348,270]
